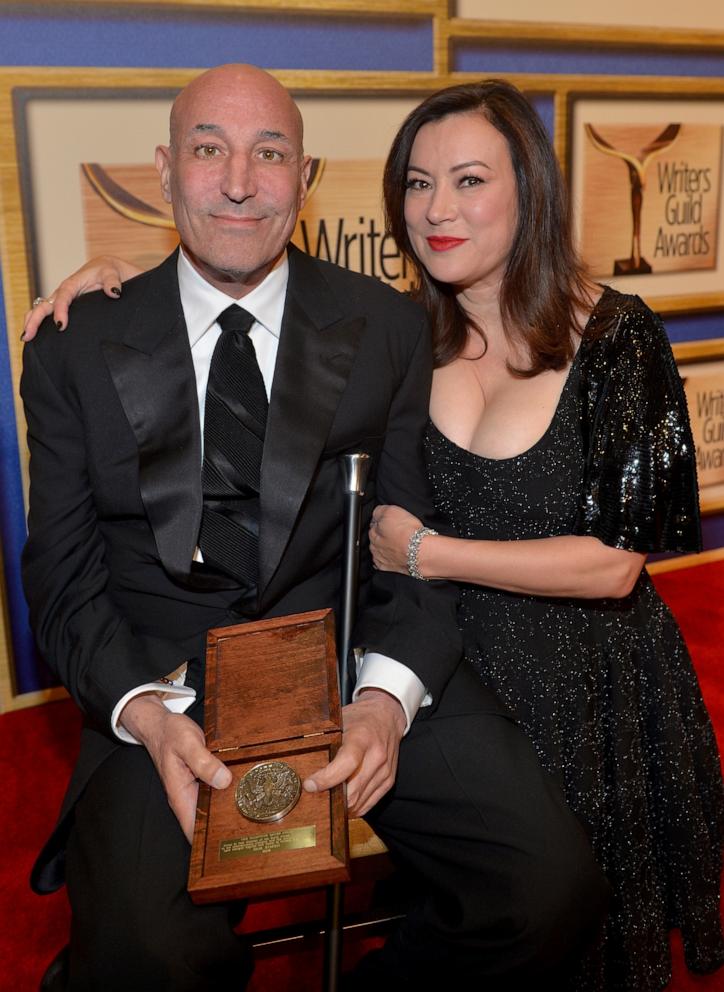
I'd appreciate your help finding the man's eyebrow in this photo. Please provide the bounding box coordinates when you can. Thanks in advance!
[188,124,292,144]
[257,129,292,144]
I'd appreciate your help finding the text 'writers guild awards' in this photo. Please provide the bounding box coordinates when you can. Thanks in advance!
[585,123,681,275]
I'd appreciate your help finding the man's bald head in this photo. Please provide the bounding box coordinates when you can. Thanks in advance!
[156,63,311,296]
[169,64,304,154]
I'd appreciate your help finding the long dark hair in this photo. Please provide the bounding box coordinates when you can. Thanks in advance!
[383,79,594,374]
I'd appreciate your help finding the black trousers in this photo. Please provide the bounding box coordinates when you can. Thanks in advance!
[64,662,608,991]
[368,661,609,988]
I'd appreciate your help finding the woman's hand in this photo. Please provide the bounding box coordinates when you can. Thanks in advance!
[369,504,423,575]
[22,255,143,341]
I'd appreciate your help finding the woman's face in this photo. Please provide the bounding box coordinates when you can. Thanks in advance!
[403,111,519,295]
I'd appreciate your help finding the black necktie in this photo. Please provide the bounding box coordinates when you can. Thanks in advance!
[198,304,268,603]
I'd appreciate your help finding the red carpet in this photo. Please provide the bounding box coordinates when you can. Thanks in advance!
[650,561,724,992]
[1,559,722,991]
[653,562,724,751]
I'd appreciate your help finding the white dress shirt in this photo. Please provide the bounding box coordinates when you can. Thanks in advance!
[112,249,428,742]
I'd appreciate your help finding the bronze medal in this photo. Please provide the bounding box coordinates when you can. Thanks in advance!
[235,760,302,823]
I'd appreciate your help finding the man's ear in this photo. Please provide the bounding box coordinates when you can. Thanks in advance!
[298,154,313,211]
[155,145,172,204]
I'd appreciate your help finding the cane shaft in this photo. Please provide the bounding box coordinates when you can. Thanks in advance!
[338,452,370,705]
[339,493,362,706]
[322,453,370,992]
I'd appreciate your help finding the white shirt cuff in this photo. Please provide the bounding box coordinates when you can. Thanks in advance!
[352,652,431,734]
[111,683,197,744]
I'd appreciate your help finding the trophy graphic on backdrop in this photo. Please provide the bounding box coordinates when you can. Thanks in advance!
[584,123,681,275]
[81,158,326,228]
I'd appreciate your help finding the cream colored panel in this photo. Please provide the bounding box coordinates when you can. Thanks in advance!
[26,98,173,296]
[454,0,724,30]
[27,95,419,296]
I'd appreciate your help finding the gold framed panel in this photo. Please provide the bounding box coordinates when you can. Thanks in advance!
[0,65,446,713]
[677,352,724,516]
[3,65,724,709]
[1,65,455,433]
[0,65,575,464]
[564,84,724,322]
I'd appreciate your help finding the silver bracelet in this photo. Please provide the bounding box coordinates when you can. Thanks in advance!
[406,526,438,580]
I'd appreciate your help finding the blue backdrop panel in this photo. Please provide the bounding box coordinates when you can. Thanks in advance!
[0,266,51,695]
[454,43,724,79]
[665,313,724,345]
[529,94,554,141]
[0,6,432,72]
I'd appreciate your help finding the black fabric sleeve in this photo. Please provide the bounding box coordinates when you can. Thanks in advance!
[574,296,702,554]
[353,311,462,706]
[21,338,191,731]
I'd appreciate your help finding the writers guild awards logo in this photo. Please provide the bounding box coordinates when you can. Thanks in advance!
[584,123,681,275]
[81,159,326,228]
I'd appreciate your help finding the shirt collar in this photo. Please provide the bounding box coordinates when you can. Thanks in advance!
[177,248,289,349]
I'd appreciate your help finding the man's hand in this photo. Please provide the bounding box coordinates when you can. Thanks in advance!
[22,255,141,340]
[119,693,232,843]
[302,689,406,817]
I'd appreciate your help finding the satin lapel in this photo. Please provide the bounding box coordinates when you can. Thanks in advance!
[101,254,203,582]
[259,250,365,598]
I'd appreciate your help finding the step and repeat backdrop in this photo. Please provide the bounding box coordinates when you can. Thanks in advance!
[1,1,724,709]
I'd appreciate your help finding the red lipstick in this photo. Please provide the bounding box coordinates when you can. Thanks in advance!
[426,236,467,252]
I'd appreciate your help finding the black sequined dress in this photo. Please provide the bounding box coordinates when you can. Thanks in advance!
[424,288,724,991]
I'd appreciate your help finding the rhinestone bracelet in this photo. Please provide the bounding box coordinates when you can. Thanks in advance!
[406,526,438,580]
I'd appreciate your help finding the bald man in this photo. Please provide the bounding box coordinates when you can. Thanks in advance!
[22,65,607,991]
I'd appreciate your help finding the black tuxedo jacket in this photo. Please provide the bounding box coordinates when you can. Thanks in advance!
[21,245,461,892]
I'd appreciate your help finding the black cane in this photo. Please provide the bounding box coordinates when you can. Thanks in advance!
[323,452,371,992]
[339,452,371,706]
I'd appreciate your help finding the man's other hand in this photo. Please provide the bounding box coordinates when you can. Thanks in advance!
[302,689,406,817]
[119,694,232,843]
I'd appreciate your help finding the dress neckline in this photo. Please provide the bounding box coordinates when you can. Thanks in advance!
[428,290,608,464]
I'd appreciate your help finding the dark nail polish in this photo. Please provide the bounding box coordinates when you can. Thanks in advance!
[111,286,121,297]
[19,331,26,341]
[56,321,63,330]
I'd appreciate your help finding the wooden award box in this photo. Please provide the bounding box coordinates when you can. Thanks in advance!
[188,609,350,904]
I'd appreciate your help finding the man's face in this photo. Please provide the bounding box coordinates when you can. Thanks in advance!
[156,66,311,296]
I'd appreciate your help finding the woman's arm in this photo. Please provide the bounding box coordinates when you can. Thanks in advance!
[22,255,142,339]
[370,504,646,600]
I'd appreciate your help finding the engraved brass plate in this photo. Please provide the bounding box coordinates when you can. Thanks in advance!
[219,826,317,860]
[235,760,302,822]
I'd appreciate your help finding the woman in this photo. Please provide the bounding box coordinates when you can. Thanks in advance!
[370,80,724,991]
[23,80,724,991]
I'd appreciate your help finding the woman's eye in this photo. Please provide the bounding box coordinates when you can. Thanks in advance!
[460,175,484,187]
[405,178,429,191]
